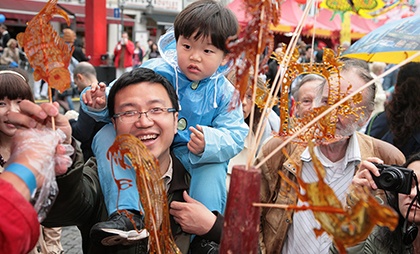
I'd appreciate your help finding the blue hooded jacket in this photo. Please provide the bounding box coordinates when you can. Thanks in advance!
[81,28,248,164]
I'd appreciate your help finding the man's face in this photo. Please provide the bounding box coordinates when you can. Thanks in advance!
[295,79,323,117]
[320,70,370,137]
[176,31,228,81]
[112,82,178,163]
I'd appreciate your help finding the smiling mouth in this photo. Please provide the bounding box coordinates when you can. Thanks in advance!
[139,134,158,142]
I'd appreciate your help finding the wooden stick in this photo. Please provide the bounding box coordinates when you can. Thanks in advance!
[256,50,420,169]
[248,0,314,161]
[253,203,346,214]
[48,87,56,131]
[246,6,265,168]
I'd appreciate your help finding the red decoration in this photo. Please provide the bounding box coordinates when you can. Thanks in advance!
[402,11,415,19]
[295,0,307,5]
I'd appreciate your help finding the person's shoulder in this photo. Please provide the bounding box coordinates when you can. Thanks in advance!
[357,132,405,164]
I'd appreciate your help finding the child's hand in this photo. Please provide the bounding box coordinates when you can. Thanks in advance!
[82,82,107,109]
[188,125,205,155]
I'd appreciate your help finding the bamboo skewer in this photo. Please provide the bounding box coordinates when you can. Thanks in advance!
[253,203,347,214]
[256,50,420,169]
[247,0,315,163]
[48,87,56,131]
[245,5,265,168]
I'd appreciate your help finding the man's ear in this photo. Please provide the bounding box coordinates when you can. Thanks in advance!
[220,54,230,66]
[76,73,83,81]
[111,117,117,130]
[173,112,179,134]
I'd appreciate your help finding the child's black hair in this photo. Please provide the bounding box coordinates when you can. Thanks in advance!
[174,0,239,54]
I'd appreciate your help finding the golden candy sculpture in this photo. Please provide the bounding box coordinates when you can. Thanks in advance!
[277,142,398,254]
[108,134,181,254]
[16,0,73,94]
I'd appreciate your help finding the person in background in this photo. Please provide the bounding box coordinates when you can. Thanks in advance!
[291,73,326,118]
[298,45,315,63]
[257,58,405,254]
[0,38,19,67]
[358,62,387,133]
[56,28,79,112]
[132,41,143,68]
[331,152,420,253]
[365,62,420,159]
[33,79,49,101]
[113,32,135,79]
[369,62,387,115]
[146,42,160,59]
[0,24,10,54]
[66,62,106,162]
[143,38,154,61]
[226,72,280,191]
[73,38,90,62]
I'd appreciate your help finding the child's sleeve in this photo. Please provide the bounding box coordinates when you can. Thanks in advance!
[79,85,113,123]
[189,95,249,164]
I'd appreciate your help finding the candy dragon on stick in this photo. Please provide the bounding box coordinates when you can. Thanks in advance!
[275,142,399,254]
[226,0,280,109]
[16,0,74,94]
[108,134,181,254]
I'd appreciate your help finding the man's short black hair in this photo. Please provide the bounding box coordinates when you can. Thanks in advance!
[108,68,179,118]
[174,0,239,54]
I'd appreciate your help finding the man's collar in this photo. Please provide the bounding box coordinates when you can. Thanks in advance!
[300,132,361,166]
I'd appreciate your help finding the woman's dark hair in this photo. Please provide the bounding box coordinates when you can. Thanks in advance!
[108,68,179,118]
[376,152,420,253]
[0,69,34,102]
[386,62,420,148]
[174,0,239,54]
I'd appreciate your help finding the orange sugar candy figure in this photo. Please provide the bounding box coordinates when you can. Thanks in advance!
[16,0,74,93]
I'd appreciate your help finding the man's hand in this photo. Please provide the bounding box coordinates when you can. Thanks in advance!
[169,191,216,235]
[82,82,107,109]
[187,125,205,155]
[352,157,384,192]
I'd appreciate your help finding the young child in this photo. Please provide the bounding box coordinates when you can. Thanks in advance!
[81,0,248,246]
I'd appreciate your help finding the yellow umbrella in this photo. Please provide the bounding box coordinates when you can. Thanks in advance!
[342,15,420,64]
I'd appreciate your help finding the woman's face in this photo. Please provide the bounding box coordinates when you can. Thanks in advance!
[399,161,420,224]
[0,97,21,137]
[9,41,17,48]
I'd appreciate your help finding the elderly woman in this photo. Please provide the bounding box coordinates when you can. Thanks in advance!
[0,38,19,67]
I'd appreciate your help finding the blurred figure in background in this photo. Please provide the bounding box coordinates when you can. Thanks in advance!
[366,62,420,159]
[0,39,19,67]
[113,32,134,79]
[133,41,143,68]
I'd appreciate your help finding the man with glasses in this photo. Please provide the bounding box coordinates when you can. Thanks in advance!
[15,68,224,253]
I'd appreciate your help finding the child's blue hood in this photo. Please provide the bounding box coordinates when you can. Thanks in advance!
[158,27,232,81]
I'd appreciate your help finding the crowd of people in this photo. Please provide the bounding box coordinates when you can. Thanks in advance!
[1,0,420,253]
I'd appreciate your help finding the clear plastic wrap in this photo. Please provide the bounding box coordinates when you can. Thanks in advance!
[8,128,74,222]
